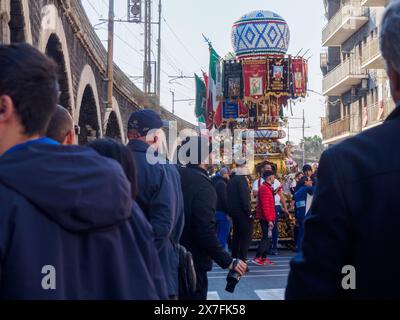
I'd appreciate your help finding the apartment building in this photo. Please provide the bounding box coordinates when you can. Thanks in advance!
[320,0,395,145]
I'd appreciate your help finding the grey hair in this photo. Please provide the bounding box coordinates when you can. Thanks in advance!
[380,0,400,73]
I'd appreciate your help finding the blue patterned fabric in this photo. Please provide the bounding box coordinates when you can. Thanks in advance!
[231,10,290,59]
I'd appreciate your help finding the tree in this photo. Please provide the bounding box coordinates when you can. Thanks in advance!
[302,135,326,162]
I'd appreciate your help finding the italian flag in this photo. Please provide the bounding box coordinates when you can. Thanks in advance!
[207,46,223,129]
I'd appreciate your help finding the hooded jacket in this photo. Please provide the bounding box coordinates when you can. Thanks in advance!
[0,143,164,300]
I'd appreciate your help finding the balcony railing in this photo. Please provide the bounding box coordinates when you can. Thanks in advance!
[362,0,389,7]
[361,37,384,69]
[322,1,369,47]
[383,99,396,117]
[322,57,367,96]
[363,99,395,128]
[322,116,351,142]
[366,102,382,126]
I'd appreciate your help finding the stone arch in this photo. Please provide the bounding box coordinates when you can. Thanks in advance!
[8,0,32,44]
[39,4,74,118]
[104,97,125,143]
[76,64,102,144]
[77,85,101,145]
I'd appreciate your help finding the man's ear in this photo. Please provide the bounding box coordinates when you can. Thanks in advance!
[0,95,14,123]
[64,130,75,146]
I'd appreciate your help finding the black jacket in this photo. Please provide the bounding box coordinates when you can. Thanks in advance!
[0,143,167,299]
[286,104,400,299]
[214,175,229,213]
[227,175,252,218]
[128,140,184,296]
[178,166,233,271]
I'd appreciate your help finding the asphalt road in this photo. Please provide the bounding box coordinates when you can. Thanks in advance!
[207,250,295,300]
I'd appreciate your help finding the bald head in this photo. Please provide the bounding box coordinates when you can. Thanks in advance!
[46,105,75,145]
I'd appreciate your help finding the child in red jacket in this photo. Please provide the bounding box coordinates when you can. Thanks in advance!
[253,170,276,266]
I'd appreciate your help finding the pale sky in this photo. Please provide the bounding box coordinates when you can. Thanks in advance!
[82,0,326,143]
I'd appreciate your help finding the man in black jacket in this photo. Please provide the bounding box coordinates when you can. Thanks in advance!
[286,2,400,299]
[227,163,254,262]
[178,136,247,300]
[0,43,164,299]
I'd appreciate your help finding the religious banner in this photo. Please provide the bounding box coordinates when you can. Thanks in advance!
[266,57,290,97]
[291,58,306,98]
[243,59,267,103]
[223,100,239,119]
[223,61,243,100]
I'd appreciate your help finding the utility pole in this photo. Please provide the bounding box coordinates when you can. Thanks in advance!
[143,0,152,94]
[106,0,115,111]
[302,109,305,167]
[156,0,162,103]
[171,90,175,114]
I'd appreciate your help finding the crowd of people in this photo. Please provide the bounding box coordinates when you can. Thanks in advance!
[1,1,400,300]
[0,43,249,300]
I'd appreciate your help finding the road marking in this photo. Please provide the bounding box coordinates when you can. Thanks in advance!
[207,291,221,300]
[212,263,290,271]
[209,274,288,279]
[255,288,286,300]
[209,269,290,274]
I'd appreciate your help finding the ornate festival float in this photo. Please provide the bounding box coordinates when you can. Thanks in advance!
[195,10,309,245]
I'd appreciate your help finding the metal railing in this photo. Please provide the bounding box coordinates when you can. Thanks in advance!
[361,37,381,66]
[322,1,368,44]
[362,0,390,7]
[366,102,382,126]
[383,99,396,117]
[322,57,366,94]
[321,116,351,141]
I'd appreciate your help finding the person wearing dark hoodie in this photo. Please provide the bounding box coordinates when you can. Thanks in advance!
[87,138,168,299]
[0,43,162,300]
[127,110,184,300]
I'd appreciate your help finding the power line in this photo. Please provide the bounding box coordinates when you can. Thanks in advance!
[85,0,104,18]
[162,16,206,70]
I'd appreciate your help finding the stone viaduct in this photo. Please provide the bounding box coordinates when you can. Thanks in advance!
[0,0,196,143]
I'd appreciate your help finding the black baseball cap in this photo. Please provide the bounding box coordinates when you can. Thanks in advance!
[127,109,165,137]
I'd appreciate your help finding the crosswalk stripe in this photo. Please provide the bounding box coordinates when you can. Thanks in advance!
[209,274,288,279]
[209,269,290,275]
[255,288,286,300]
[207,291,221,300]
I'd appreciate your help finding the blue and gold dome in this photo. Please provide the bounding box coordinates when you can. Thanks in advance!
[231,10,290,59]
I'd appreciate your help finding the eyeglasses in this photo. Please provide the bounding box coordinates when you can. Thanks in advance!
[74,125,81,135]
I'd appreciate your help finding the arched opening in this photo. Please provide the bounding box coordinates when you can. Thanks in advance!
[78,85,100,145]
[45,33,72,113]
[8,0,25,43]
[105,111,122,141]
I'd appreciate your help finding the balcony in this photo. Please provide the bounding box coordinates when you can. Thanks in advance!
[383,99,396,117]
[362,99,395,130]
[322,116,353,144]
[362,0,389,7]
[365,102,384,128]
[361,37,384,69]
[322,2,369,47]
[322,57,368,96]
